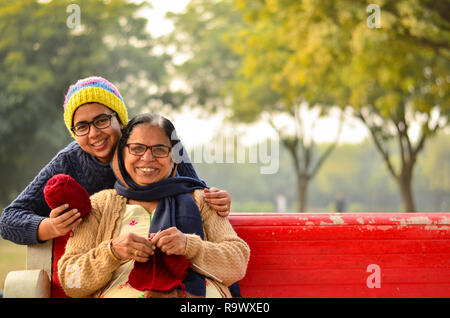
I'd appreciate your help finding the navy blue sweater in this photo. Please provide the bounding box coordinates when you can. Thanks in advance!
[0,141,199,245]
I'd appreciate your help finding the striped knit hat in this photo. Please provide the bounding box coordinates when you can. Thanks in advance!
[63,76,128,138]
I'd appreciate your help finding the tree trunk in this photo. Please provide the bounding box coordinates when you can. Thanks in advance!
[297,175,309,212]
[397,170,416,212]
[357,111,427,213]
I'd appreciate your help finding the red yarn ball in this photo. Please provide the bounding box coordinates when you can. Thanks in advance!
[43,174,92,218]
[128,249,191,293]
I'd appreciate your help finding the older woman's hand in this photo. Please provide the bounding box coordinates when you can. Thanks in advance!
[111,232,156,262]
[203,187,231,217]
[152,227,187,256]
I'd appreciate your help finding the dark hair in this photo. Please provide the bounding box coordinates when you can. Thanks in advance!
[118,113,180,155]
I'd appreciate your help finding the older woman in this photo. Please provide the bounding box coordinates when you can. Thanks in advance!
[58,114,250,298]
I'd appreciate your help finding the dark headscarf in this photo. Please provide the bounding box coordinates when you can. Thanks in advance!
[110,119,207,296]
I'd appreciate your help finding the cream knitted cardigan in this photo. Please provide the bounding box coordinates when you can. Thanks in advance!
[58,189,250,298]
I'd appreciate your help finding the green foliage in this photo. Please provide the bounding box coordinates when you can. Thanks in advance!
[163,0,244,112]
[226,0,449,211]
[166,0,350,211]
[0,0,170,205]
[1,0,448,214]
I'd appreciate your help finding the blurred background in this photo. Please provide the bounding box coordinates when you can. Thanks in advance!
[0,0,449,291]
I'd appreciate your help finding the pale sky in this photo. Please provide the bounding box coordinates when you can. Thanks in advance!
[142,0,191,37]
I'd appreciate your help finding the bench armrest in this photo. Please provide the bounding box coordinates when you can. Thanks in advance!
[3,269,51,298]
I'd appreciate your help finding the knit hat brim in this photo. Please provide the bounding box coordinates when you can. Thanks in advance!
[64,86,128,138]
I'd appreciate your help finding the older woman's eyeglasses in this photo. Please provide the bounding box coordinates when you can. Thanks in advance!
[71,113,117,136]
[126,143,171,158]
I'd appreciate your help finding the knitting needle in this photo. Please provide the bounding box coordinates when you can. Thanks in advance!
[149,229,161,241]
[149,230,223,284]
[192,263,223,284]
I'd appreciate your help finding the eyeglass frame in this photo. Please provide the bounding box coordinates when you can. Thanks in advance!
[125,142,172,158]
[70,113,117,136]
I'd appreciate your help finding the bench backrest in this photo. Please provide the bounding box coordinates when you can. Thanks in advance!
[28,212,450,298]
[232,213,450,297]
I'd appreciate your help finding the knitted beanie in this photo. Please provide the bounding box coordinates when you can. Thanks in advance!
[63,76,128,138]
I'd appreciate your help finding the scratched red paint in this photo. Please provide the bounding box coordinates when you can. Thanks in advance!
[229,213,450,298]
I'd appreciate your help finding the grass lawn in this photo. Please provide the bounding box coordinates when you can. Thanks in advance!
[0,238,27,292]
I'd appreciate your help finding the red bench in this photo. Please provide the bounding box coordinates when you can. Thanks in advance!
[234,213,450,298]
[4,212,450,298]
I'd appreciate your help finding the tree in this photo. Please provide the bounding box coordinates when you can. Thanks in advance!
[166,0,343,211]
[192,133,449,213]
[421,132,450,211]
[0,0,170,206]
[230,0,449,212]
[164,0,244,112]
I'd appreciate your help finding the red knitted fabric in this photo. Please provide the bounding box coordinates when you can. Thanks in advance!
[43,174,92,219]
[43,173,92,298]
[128,248,191,294]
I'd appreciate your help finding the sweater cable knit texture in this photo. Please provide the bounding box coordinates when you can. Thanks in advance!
[58,189,250,298]
[0,141,115,245]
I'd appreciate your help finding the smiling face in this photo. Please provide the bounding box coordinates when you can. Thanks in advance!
[123,124,174,186]
[72,103,123,164]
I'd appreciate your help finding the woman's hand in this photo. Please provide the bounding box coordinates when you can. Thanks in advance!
[38,203,82,241]
[203,187,231,217]
[152,227,187,256]
[111,232,156,262]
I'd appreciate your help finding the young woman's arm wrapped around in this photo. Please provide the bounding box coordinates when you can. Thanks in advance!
[184,189,250,287]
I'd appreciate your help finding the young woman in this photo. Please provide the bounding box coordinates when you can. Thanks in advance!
[0,77,231,245]
[58,113,249,298]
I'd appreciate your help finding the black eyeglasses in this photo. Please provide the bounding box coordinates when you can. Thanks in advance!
[126,143,172,158]
[71,113,117,136]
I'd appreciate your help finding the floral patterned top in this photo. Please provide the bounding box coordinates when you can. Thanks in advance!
[99,204,152,298]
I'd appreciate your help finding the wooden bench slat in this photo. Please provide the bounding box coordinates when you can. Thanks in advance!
[235,224,450,240]
[241,283,450,298]
[246,239,450,255]
[247,254,450,270]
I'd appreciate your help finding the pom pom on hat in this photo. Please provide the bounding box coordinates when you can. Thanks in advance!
[63,76,128,138]
[44,174,92,219]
